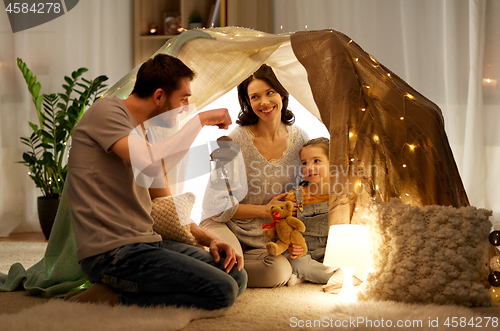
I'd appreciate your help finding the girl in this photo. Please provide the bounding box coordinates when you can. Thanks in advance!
[284,137,334,285]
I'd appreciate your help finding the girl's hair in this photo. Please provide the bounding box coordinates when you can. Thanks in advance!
[299,137,330,187]
[300,137,330,158]
[236,64,295,126]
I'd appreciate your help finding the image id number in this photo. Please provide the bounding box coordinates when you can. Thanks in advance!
[6,3,61,14]
[444,316,498,328]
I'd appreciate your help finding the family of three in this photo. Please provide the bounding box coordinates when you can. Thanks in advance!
[65,54,333,309]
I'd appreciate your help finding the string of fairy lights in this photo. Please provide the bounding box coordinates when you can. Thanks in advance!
[344,35,419,203]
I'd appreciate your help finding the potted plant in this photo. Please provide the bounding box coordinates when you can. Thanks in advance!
[189,11,203,29]
[17,58,108,239]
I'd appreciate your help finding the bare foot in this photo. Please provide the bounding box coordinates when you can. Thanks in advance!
[64,288,87,301]
[66,283,118,306]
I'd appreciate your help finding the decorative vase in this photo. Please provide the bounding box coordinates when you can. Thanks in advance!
[37,196,59,240]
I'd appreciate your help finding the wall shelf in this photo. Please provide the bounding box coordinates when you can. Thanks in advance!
[134,0,273,67]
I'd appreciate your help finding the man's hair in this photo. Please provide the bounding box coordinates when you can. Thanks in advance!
[131,54,196,98]
[236,64,294,126]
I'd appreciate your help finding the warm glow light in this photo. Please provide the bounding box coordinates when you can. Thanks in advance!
[400,117,404,120]
[324,225,371,303]
[369,54,378,63]
[349,131,354,138]
[350,158,354,162]
[355,58,359,62]
[387,73,391,77]
[373,135,379,142]
[483,78,497,86]
[408,144,416,151]
[406,93,415,100]
[361,108,366,112]
[403,164,407,168]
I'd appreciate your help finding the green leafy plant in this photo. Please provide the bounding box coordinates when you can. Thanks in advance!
[17,58,108,199]
[189,11,203,24]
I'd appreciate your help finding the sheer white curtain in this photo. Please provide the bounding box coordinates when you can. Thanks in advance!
[0,0,133,236]
[274,0,500,223]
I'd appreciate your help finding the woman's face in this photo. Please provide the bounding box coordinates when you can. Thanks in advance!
[300,145,329,185]
[247,78,284,124]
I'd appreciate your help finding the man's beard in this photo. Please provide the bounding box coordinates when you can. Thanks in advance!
[148,100,179,128]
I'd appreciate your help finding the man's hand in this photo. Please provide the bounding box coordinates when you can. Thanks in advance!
[288,243,304,259]
[198,108,232,129]
[209,239,243,273]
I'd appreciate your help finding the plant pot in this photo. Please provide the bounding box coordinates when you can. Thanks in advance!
[37,196,60,240]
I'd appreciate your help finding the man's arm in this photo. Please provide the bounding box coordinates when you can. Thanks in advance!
[149,175,172,199]
[110,108,231,179]
[190,222,243,273]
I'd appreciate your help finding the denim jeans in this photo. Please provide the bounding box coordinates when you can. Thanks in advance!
[80,239,247,310]
[284,197,333,283]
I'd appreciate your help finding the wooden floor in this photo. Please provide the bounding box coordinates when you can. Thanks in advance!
[0,232,47,242]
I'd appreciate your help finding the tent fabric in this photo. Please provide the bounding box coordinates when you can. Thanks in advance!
[290,29,469,225]
[0,182,88,296]
[0,27,468,295]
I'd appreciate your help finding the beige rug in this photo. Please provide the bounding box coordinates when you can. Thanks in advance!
[1,242,500,330]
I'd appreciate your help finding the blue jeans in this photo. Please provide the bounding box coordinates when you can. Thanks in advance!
[80,240,247,310]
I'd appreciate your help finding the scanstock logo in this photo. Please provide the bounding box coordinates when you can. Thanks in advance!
[3,0,79,33]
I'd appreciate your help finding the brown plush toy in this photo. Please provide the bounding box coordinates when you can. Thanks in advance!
[262,201,308,257]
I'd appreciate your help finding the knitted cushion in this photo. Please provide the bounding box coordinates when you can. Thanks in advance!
[358,198,492,307]
[151,192,200,247]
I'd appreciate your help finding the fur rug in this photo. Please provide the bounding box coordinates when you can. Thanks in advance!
[1,242,500,331]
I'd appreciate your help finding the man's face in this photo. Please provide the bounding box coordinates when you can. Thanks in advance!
[151,77,192,127]
[167,77,192,111]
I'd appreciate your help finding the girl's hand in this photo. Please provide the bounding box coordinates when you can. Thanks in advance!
[291,202,298,217]
[288,243,304,259]
[284,192,298,216]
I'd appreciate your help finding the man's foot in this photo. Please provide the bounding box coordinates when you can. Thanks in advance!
[65,283,118,306]
[64,288,87,300]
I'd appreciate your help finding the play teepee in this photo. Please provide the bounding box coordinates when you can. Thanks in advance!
[107,27,469,226]
[0,27,468,296]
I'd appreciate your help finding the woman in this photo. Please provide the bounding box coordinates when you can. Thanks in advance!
[201,64,309,287]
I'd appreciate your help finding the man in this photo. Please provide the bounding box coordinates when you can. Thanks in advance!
[65,54,247,309]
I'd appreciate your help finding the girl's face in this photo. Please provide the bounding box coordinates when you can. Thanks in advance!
[300,145,329,185]
[247,78,284,124]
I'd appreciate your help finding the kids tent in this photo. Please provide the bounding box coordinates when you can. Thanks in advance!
[0,27,468,296]
[108,26,469,225]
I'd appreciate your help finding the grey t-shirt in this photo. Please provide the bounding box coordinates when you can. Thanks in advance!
[68,97,162,262]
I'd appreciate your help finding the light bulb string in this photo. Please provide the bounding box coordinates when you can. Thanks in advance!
[346,37,418,201]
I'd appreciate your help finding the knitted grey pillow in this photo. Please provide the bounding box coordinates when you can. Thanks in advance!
[358,198,492,307]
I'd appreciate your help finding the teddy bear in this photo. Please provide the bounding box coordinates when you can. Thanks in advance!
[262,201,308,257]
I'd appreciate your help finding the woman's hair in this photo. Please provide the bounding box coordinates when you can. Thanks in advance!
[131,54,195,99]
[236,64,295,126]
[300,137,330,158]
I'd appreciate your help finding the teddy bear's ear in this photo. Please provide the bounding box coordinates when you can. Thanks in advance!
[285,201,294,211]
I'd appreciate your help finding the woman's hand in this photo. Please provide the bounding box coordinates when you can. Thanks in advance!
[263,192,288,219]
[288,243,304,259]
